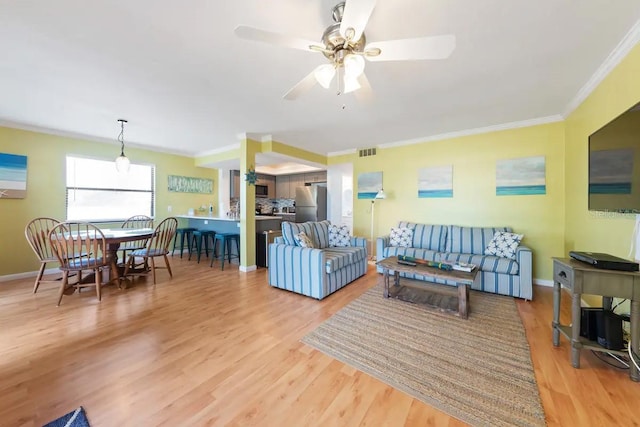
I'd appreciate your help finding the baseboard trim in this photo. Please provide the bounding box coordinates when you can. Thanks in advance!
[0,267,59,283]
[240,265,257,272]
[533,278,553,287]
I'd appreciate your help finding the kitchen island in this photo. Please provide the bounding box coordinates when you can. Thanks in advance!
[175,215,283,267]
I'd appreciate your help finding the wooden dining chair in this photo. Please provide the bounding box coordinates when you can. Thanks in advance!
[48,222,110,306]
[120,215,154,262]
[123,217,178,285]
[24,217,62,293]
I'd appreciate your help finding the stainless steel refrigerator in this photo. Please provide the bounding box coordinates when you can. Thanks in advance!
[295,185,327,223]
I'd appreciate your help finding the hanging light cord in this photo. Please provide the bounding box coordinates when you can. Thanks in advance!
[118,120,126,156]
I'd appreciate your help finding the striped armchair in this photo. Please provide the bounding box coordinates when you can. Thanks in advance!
[376,222,533,300]
[268,221,368,300]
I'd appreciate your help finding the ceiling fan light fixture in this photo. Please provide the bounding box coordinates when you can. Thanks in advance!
[343,76,361,94]
[344,53,365,78]
[314,64,336,89]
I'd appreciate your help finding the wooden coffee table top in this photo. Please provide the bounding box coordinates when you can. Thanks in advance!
[376,256,478,285]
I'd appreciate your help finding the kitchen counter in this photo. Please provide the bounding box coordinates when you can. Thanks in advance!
[176,214,283,221]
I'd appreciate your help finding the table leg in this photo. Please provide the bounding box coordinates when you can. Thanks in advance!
[458,283,469,319]
[383,269,389,298]
[106,242,122,288]
[571,291,582,368]
[394,271,400,287]
[552,281,561,346]
[630,299,639,382]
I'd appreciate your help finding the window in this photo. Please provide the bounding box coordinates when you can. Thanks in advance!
[66,156,155,222]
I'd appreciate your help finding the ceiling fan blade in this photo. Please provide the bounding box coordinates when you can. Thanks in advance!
[354,72,374,104]
[234,25,318,52]
[283,67,323,100]
[340,0,376,42]
[365,35,456,62]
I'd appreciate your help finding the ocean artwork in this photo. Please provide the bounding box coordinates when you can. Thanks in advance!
[589,149,633,194]
[496,156,546,196]
[418,165,453,198]
[357,171,383,199]
[0,153,27,199]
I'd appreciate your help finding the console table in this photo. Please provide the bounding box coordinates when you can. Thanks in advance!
[552,257,640,381]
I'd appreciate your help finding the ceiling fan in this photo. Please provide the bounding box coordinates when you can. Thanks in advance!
[234,0,456,101]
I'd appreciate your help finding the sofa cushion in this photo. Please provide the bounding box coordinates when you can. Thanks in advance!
[324,246,367,273]
[329,224,352,247]
[439,252,519,275]
[398,221,447,251]
[484,231,523,260]
[309,220,331,249]
[445,225,511,255]
[294,232,315,248]
[390,227,413,247]
[282,221,315,246]
[383,246,439,262]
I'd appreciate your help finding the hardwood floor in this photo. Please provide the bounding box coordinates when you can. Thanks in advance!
[1,259,639,426]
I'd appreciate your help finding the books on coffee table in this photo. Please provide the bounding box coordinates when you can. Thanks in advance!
[452,262,477,272]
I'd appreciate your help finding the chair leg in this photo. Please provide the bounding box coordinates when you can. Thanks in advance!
[172,233,179,257]
[150,257,157,285]
[56,271,69,306]
[33,262,46,293]
[164,255,173,278]
[95,269,102,301]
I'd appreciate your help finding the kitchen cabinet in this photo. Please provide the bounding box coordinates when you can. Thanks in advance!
[230,170,240,198]
[256,173,276,198]
[276,175,290,198]
[289,173,306,196]
[304,171,327,183]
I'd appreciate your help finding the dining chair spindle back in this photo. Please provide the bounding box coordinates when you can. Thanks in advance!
[48,222,109,306]
[120,215,154,261]
[24,217,62,293]
[123,217,178,285]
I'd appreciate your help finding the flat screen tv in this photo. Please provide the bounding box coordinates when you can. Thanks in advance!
[588,101,640,214]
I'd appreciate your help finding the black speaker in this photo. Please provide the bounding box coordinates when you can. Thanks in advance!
[596,310,624,350]
[580,307,602,341]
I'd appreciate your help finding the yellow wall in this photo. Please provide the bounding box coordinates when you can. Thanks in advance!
[564,44,640,257]
[352,122,566,281]
[0,126,217,276]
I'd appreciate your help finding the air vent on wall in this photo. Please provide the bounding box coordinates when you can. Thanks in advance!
[359,148,377,157]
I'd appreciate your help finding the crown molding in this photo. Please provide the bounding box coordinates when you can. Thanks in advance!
[562,19,640,118]
[378,115,564,149]
[0,119,195,157]
[196,143,241,157]
[328,148,357,157]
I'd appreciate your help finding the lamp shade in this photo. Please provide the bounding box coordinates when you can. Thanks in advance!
[115,154,130,172]
[314,64,336,89]
[344,54,365,78]
[375,189,386,199]
[343,76,361,94]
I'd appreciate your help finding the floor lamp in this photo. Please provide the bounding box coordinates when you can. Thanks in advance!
[370,188,386,260]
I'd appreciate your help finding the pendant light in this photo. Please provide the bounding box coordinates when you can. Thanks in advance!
[115,119,130,172]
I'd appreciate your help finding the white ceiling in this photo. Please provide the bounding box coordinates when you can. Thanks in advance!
[1,1,639,161]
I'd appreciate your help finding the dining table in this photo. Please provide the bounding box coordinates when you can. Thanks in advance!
[99,227,155,286]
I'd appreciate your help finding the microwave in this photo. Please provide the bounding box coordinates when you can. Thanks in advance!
[255,184,269,197]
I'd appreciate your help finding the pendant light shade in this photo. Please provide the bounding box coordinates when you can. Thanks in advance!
[115,119,130,172]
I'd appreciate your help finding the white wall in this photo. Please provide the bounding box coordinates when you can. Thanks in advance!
[327,163,353,232]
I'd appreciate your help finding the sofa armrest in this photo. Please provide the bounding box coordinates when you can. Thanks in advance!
[516,245,533,300]
[376,235,390,261]
[268,243,327,298]
[351,236,367,249]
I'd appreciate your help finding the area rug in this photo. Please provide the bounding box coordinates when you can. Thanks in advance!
[43,407,90,427]
[302,286,546,427]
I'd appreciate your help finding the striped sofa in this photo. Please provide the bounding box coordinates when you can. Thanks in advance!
[376,222,533,300]
[268,221,368,299]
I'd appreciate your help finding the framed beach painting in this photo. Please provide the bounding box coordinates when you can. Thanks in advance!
[496,156,546,196]
[168,175,213,194]
[357,171,383,199]
[0,153,27,199]
[418,165,453,198]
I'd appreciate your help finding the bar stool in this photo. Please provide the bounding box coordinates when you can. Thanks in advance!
[211,233,240,270]
[189,230,216,263]
[172,227,196,258]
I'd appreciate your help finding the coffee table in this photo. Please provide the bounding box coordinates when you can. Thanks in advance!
[376,256,478,319]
